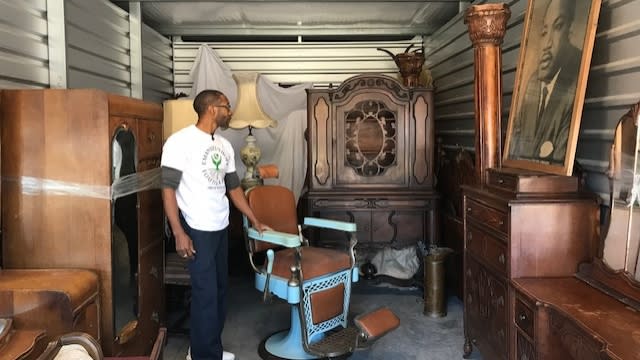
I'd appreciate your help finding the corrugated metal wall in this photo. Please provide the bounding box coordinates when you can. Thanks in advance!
[172,39,422,95]
[427,0,640,201]
[64,0,132,96]
[0,0,173,101]
[142,23,173,102]
[0,0,50,89]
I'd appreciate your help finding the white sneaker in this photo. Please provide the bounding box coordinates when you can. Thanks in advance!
[186,347,235,360]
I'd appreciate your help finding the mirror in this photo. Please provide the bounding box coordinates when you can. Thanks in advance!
[111,126,139,335]
[602,101,640,281]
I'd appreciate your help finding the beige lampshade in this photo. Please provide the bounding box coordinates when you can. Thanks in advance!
[163,98,198,140]
[229,72,277,130]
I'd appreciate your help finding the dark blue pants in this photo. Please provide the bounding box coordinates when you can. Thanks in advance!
[181,215,229,360]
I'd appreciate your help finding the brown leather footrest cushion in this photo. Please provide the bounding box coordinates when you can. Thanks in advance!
[354,307,400,340]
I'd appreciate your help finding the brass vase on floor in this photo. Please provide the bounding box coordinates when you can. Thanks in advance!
[423,247,454,318]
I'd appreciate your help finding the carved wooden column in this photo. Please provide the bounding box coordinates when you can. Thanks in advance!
[464,4,510,184]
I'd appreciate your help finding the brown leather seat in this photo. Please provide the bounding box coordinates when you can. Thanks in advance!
[272,247,351,280]
[246,185,352,279]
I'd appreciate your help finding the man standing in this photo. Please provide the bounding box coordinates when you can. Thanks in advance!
[509,0,581,164]
[161,90,268,360]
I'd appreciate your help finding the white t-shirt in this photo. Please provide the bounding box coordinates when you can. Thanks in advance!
[161,125,236,231]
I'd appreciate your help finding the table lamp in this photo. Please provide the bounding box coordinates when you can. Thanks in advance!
[229,72,277,189]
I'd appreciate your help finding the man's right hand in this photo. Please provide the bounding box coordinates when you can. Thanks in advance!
[175,231,196,259]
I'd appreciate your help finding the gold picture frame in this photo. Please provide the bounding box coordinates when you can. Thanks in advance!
[503,0,601,175]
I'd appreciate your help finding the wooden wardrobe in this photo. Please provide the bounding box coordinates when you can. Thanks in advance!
[0,89,165,356]
[302,74,438,261]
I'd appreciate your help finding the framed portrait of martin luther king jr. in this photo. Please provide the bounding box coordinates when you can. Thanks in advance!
[503,0,601,175]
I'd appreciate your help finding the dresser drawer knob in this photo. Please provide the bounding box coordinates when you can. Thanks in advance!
[466,207,472,213]
[518,313,527,322]
[498,219,504,226]
[498,253,505,265]
[498,178,504,184]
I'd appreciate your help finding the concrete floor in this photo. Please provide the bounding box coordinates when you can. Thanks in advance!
[162,274,484,360]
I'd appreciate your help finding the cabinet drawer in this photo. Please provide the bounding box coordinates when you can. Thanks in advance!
[487,169,519,192]
[484,234,508,275]
[466,225,508,276]
[514,297,535,339]
[487,168,579,194]
[549,308,606,360]
[465,198,508,234]
[138,119,163,159]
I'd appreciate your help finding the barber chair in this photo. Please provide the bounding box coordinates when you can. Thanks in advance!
[243,185,400,359]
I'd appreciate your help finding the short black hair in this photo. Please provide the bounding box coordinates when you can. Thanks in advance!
[193,89,225,117]
[544,0,576,25]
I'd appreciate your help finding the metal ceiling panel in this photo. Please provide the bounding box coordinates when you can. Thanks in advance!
[111,1,461,37]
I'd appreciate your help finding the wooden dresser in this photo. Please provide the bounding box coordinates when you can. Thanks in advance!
[0,269,100,359]
[512,275,640,360]
[0,89,165,356]
[302,74,439,259]
[462,168,600,359]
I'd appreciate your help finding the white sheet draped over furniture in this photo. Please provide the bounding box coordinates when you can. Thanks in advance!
[189,44,311,201]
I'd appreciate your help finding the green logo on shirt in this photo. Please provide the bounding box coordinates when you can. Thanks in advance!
[201,145,228,187]
[211,153,222,170]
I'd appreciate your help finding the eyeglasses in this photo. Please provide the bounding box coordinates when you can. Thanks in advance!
[213,104,232,111]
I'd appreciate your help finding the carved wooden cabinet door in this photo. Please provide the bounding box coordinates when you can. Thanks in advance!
[303,74,438,259]
[335,93,406,186]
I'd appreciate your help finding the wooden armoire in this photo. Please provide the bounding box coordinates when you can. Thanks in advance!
[302,74,438,260]
[0,89,165,356]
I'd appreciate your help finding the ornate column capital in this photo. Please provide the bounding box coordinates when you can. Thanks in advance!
[464,3,511,46]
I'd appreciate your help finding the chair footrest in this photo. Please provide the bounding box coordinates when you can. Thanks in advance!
[354,307,400,341]
[307,326,359,357]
